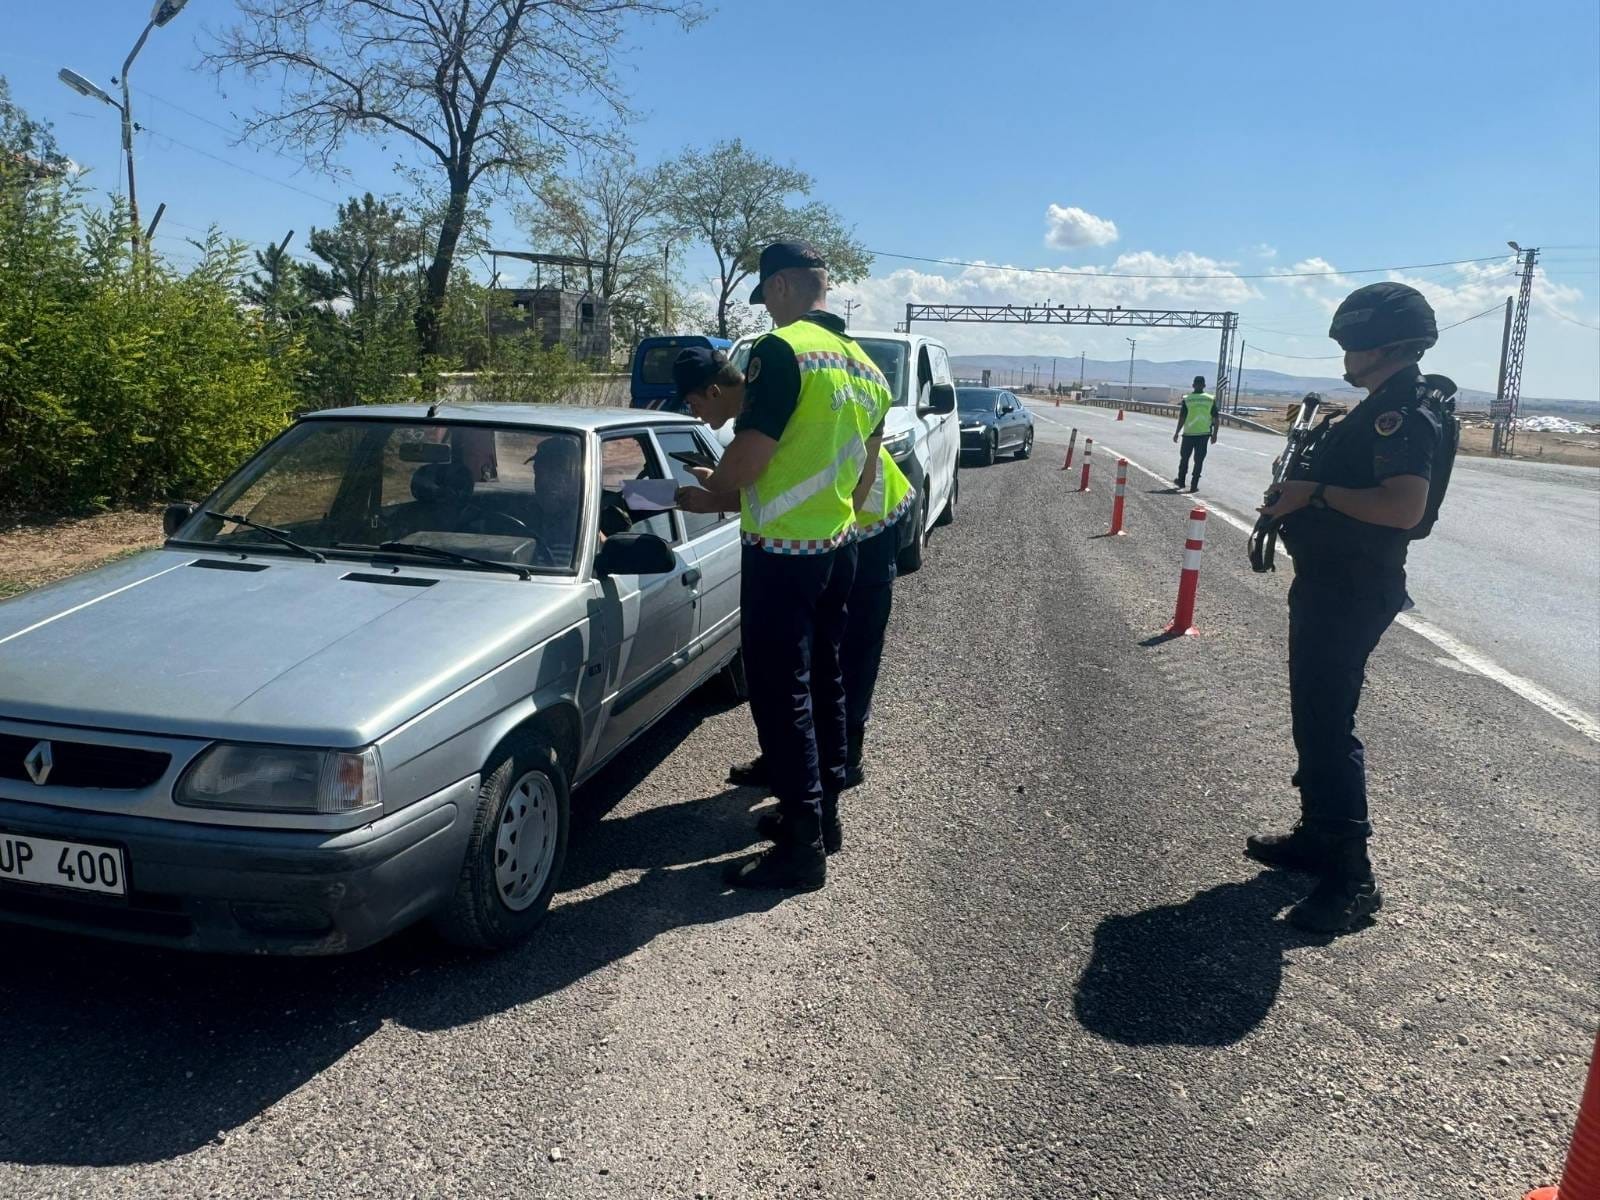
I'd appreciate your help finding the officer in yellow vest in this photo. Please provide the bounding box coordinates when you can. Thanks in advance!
[727,443,915,793]
[1172,374,1219,493]
[677,242,892,890]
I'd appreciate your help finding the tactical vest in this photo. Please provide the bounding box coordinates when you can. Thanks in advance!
[1182,392,1216,436]
[741,321,893,553]
[856,446,914,539]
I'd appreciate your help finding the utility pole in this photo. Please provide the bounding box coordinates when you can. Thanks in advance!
[1234,340,1245,413]
[1125,337,1136,404]
[1078,351,1085,390]
[1491,295,1515,456]
[1050,356,1057,393]
[840,297,859,327]
[1500,243,1540,458]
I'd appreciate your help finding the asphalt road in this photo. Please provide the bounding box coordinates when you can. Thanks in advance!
[2,445,1596,1199]
[1024,398,1600,718]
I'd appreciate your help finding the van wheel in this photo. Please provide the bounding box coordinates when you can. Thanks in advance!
[897,495,928,574]
[935,468,957,527]
[432,732,570,951]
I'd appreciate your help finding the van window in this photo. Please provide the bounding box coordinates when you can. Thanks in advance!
[638,344,681,387]
[852,338,908,406]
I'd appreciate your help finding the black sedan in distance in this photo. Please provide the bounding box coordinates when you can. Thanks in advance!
[957,387,1035,465]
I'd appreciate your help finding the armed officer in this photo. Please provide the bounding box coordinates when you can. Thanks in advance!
[1250,281,1456,933]
[677,242,892,890]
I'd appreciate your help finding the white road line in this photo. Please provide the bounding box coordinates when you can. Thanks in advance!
[1030,408,1600,744]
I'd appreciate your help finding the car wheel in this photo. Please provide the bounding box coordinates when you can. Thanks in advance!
[432,732,570,951]
[935,466,958,527]
[1016,428,1033,460]
[896,493,928,574]
[979,432,996,467]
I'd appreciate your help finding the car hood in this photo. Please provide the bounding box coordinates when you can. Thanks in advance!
[0,549,586,746]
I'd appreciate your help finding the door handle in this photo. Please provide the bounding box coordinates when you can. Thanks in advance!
[681,568,702,587]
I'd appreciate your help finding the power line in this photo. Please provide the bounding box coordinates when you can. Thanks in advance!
[135,122,344,208]
[1537,301,1600,332]
[866,249,1512,282]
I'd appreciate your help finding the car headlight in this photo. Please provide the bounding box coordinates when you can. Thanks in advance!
[882,429,915,460]
[177,744,382,814]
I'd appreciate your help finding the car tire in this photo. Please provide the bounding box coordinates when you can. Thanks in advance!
[897,493,928,574]
[432,732,570,951]
[1016,429,1033,460]
[979,433,996,467]
[935,466,958,527]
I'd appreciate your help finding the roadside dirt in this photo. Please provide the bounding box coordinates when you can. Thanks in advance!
[0,509,164,598]
[1247,394,1600,467]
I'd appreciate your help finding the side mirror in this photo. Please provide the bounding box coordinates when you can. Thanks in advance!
[594,532,676,577]
[163,501,197,538]
[920,383,957,417]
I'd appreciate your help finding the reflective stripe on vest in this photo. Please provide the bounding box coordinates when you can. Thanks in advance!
[741,320,893,553]
[856,446,914,538]
[1182,392,1216,436]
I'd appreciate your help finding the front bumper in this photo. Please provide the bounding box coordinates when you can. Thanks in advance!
[0,776,478,955]
[959,426,992,450]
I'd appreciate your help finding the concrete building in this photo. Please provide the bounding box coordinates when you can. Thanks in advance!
[490,286,611,362]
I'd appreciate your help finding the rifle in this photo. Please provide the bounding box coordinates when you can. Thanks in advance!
[1248,392,1325,573]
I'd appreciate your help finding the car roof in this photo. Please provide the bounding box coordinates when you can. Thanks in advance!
[300,403,702,432]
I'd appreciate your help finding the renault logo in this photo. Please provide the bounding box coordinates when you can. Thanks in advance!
[23,741,52,786]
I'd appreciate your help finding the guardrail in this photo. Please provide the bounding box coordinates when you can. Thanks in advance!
[1050,394,1278,436]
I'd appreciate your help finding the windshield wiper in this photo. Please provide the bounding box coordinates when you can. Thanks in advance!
[339,540,531,581]
[203,511,327,563]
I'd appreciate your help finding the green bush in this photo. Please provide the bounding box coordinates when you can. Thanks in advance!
[0,167,300,512]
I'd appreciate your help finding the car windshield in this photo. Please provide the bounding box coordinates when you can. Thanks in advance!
[174,420,587,574]
[731,334,909,406]
[958,388,999,413]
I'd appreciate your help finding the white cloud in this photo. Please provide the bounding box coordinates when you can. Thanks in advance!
[1254,243,1277,259]
[1044,204,1119,250]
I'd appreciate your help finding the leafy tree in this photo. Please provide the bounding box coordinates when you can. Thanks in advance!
[205,0,702,363]
[520,153,663,305]
[662,139,871,337]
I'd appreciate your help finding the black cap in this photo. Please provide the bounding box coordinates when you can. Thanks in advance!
[672,346,724,401]
[749,241,826,304]
[1329,282,1438,352]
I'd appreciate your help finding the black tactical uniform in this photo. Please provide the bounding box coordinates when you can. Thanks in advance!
[1247,282,1455,933]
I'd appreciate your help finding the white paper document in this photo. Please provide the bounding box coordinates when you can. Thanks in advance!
[621,478,680,512]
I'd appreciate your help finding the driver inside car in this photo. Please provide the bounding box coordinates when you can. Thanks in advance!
[529,435,627,568]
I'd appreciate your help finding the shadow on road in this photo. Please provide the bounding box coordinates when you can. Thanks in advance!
[1072,872,1330,1046]
[0,692,781,1169]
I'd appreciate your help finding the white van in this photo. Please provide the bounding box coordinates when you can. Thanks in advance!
[730,328,959,573]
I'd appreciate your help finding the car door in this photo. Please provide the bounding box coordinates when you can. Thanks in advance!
[995,392,1017,448]
[588,430,701,763]
[653,424,740,681]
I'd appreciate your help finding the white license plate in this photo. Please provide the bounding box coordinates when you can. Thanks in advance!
[0,832,127,896]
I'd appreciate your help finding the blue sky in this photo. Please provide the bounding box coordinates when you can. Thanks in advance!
[5,0,1598,398]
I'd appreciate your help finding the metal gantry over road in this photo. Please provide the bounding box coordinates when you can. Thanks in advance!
[903,302,1240,409]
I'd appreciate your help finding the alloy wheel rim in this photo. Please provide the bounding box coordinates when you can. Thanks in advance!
[494,771,558,911]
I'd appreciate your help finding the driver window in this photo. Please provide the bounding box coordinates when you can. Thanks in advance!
[599,433,675,543]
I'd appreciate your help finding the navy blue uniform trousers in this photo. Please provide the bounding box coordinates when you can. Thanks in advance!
[841,525,898,733]
[1287,572,1405,834]
[741,541,858,838]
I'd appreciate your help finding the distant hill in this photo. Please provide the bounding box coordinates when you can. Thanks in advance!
[950,355,1596,418]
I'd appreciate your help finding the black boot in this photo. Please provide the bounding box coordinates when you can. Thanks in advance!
[1188,480,1201,493]
[1173,474,1186,488]
[755,806,843,854]
[1245,822,1341,874]
[724,834,826,890]
[1289,839,1381,933]
[843,725,866,789]
[727,755,769,788]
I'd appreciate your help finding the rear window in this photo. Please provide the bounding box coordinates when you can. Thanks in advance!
[639,344,682,386]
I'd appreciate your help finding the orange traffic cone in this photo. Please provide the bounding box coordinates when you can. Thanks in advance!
[1116,408,1125,421]
[1525,1031,1600,1200]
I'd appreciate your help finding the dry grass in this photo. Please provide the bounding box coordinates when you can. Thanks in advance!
[0,509,165,600]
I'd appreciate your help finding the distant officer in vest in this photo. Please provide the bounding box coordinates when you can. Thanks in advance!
[1250,282,1453,933]
[677,242,892,890]
[1172,375,1218,492]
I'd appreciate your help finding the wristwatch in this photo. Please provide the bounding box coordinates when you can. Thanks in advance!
[1308,483,1329,510]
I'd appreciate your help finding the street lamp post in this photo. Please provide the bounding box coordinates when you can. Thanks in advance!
[1125,337,1137,405]
[59,0,188,254]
